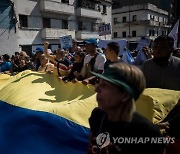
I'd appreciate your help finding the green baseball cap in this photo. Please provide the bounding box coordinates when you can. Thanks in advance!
[90,66,140,101]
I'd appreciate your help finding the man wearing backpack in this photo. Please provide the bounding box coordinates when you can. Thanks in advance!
[78,38,106,84]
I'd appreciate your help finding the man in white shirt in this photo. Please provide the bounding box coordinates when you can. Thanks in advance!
[79,38,106,84]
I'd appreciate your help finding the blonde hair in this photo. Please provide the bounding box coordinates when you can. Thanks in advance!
[110,62,146,99]
[120,97,136,122]
[19,51,28,60]
[110,63,146,121]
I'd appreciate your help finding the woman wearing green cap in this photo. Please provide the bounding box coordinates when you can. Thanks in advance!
[87,62,165,154]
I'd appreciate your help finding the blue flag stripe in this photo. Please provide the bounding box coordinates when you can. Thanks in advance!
[0,100,89,154]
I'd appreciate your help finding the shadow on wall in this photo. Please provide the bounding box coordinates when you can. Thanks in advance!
[0,0,17,31]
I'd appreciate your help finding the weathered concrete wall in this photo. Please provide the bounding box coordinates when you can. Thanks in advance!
[0,0,18,55]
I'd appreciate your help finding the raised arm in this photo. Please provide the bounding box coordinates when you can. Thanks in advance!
[44,42,54,61]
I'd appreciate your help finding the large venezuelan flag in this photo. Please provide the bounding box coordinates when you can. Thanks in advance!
[136,88,180,123]
[0,70,97,154]
[0,70,180,153]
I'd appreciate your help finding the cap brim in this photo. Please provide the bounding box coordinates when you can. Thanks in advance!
[90,71,113,83]
[90,71,128,88]
[85,41,91,44]
[85,41,97,45]
[90,71,136,99]
[36,51,43,53]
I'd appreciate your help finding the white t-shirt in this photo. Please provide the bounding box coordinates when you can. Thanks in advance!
[83,52,106,71]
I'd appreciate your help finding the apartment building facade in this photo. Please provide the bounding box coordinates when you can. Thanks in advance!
[0,0,112,55]
[112,3,170,45]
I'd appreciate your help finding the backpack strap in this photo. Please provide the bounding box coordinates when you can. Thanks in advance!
[89,52,99,71]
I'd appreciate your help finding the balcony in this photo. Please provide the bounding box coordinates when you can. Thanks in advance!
[159,22,170,28]
[113,20,167,27]
[142,20,160,26]
[76,7,101,19]
[76,31,100,40]
[41,28,75,39]
[40,0,74,15]
[18,28,40,45]
[113,22,128,28]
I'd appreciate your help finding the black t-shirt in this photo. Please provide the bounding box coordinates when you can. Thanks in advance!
[62,62,83,81]
[26,62,35,70]
[17,65,29,72]
[35,59,41,71]
[56,58,71,67]
[88,108,164,154]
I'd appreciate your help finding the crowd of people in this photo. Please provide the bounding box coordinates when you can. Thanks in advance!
[0,35,180,153]
[0,36,180,88]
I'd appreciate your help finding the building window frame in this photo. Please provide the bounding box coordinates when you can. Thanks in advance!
[132,15,137,22]
[162,30,164,35]
[114,18,117,25]
[62,19,68,29]
[61,0,69,4]
[78,21,83,30]
[102,5,107,14]
[114,32,118,38]
[122,31,126,37]
[132,30,136,37]
[149,30,151,36]
[19,15,28,28]
[152,30,155,36]
[122,16,126,23]
[43,18,51,28]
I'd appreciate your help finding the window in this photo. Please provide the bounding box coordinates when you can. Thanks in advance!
[162,31,164,35]
[78,21,83,30]
[114,32,118,38]
[149,30,151,36]
[19,15,28,27]
[87,2,95,9]
[61,0,69,4]
[102,5,107,14]
[132,31,136,37]
[43,18,51,28]
[150,15,154,20]
[157,16,159,22]
[62,20,68,29]
[91,23,96,32]
[149,30,155,36]
[97,5,101,12]
[132,15,137,22]
[122,17,126,23]
[122,31,126,37]
[114,18,117,25]
[152,30,155,36]
[163,18,166,24]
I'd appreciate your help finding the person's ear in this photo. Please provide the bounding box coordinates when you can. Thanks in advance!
[121,92,131,103]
